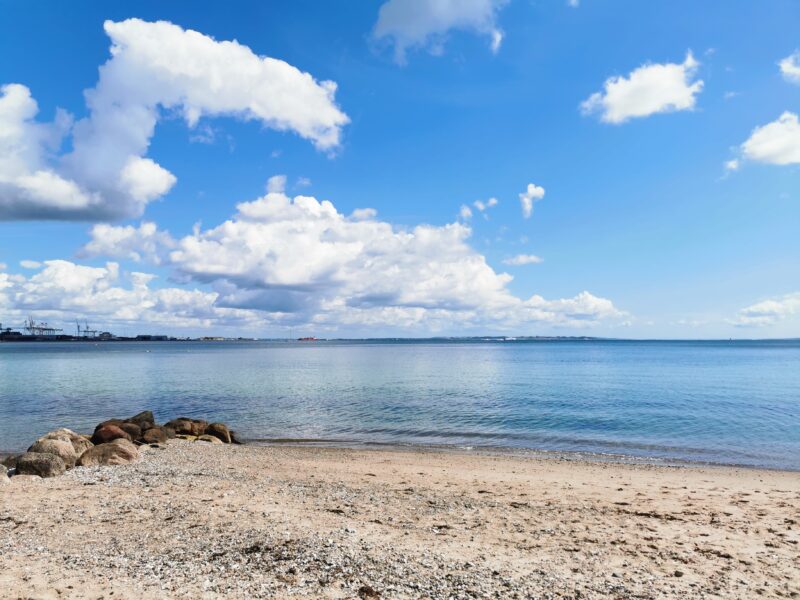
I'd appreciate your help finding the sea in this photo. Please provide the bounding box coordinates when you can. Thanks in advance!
[0,339,798,470]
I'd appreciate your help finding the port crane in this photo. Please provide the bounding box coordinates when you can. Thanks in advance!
[23,316,63,336]
[76,320,99,338]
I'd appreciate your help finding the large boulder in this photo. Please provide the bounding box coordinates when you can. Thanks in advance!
[91,425,132,445]
[77,439,139,467]
[16,452,66,478]
[119,422,142,441]
[197,434,223,444]
[27,439,77,468]
[142,426,167,444]
[38,428,93,456]
[229,430,244,445]
[204,423,231,444]
[127,411,155,429]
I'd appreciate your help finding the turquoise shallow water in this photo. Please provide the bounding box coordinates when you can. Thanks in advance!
[0,339,798,470]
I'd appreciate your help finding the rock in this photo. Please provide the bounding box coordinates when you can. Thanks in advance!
[204,423,231,443]
[229,430,244,445]
[119,422,142,441]
[1,454,19,469]
[127,411,155,428]
[197,434,223,444]
[38,428,93,455]
[27,439,77,468]
[94,419,125,431]
[163,426,176,439]
[176,434,198,441]
[165,419,194,435]
[16,452,66,478]
[10,474,42,483]
[142,426,167,444]
[91,425,132,445]
[0,464,7,478]
[77,439,139,467]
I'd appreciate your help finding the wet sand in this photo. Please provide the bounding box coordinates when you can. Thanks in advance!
[1,440,798,599]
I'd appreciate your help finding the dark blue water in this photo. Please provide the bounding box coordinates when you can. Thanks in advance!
[0,339,798,470]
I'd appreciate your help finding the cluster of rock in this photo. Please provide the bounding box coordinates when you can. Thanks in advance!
[1,411,240,483]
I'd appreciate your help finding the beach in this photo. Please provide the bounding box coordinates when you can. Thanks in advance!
[1,441,798,599]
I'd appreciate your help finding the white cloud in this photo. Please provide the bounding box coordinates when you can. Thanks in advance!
[80,221,176,264]
[266,175,287,194]
[20,260,42,269]
[0,19,348,221]
[75,185,625,332]
[779,51,800,84]
[459,204,473,220]
[581,52,703,124]
[731,292,800,327]
[724,158,740,172]
[519,183,545,218]
[739,112,800,166]
[473,197,498,212]
[502,254,543,266]
[0,259,259,330]
[567,0,579,7]
[373,0,508,63]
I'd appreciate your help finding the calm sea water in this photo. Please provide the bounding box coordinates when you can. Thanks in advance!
[0,339,798,470]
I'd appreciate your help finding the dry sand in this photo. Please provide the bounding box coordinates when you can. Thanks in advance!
[1,440,798,599]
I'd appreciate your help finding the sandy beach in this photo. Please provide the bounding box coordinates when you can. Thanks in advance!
[1,441,798,599]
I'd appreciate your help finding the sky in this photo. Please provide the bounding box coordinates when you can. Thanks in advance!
[0,0,798,339]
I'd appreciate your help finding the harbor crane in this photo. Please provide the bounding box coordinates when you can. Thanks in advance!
[23,316,63,337]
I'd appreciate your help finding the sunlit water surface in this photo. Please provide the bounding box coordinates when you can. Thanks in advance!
[1,340,798,470]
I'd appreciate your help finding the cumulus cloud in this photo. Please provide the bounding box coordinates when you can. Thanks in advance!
[19,260,43,269]
[731,292,800,327]
[373,0,508,63]
[779,51,800,84]
[459,204,473,220]
[75,185,625,332]
[502,254,543,266]
[0,259,259,330]
[582,52,703,124]
[80,221,176,264]
[738,112,800,166]
[0,19,348,221]
[519,183,545,218]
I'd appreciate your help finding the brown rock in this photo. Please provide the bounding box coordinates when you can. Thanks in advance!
[189,419,208,436]
[27,439,77,468]
[77,439,139,467]
[142,426,167,444]
[1,454,19,469]
[16,452,66,478]
[229,430,244,445]
[176,434,198,441]
[163,426,176,439]
[197,434,223,444]
[91,425,132,445]
[38,428,93,455]
[165,419,194,435]
[119,422,142,441]
[94,419,125,431]
[127,411,155,429]
[204,423,231,443]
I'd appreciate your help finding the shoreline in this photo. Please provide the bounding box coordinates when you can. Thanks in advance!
[4,435,799,474]
[3,440,799,598]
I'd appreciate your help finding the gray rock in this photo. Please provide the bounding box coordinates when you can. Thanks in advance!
[27,438,78,468]
[16,452,67,478]
[77,438,139,467]
[37,428,94,456]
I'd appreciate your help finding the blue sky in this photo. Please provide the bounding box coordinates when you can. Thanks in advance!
[0,0,798,338]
